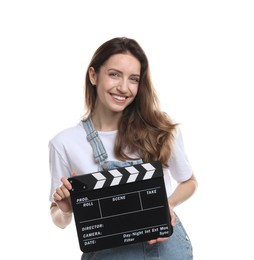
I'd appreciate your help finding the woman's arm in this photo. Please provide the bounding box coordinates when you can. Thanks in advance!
[50,202,72,229]
[168,174,198,208]
[50,176,74,229]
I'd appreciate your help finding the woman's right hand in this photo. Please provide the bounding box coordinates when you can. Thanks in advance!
[53,174,76,213]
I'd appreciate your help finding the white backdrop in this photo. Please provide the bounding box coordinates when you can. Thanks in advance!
[0,1,253,259]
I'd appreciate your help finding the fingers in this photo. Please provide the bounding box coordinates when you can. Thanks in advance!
[72,172,78,177]
[147,237,169,245]
[53,177,73,202]
[147,239,157,245]
[156,237,169,243]
[53,185,70,201]
[61,177,72,190]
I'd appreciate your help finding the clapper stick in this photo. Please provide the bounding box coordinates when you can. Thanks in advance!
[68,161,173,253]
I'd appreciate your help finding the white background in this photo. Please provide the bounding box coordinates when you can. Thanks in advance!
[0,0,253,259]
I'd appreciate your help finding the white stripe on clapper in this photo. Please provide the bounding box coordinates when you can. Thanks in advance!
[92,172,107,189]
[125,166,139,183]
[108,169,123,186]
[141,163,155,179]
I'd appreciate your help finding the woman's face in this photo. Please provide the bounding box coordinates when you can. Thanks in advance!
[89,53,140,115]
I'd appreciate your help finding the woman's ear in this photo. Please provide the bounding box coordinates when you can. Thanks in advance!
[88,67,97,85]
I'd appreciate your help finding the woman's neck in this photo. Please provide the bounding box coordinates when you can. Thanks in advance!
[91,113,121,132]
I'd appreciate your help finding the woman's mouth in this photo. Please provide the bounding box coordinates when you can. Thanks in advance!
[111,94,127,102]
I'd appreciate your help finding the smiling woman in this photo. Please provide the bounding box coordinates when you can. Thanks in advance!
[48,37,197,260]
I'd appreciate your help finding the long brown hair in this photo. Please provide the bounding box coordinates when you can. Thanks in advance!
[84,37,177,166]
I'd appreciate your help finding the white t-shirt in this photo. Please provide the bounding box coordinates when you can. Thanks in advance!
[48,122,192,201]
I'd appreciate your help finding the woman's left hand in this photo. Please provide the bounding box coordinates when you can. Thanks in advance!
[147,204,176,245]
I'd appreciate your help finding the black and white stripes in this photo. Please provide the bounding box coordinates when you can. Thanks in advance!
[69,161,163,192]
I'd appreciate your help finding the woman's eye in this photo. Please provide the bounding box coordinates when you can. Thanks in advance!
[109,72,119,77]
[130,77,140,83]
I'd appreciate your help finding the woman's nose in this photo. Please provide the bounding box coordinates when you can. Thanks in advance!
[117,80,128,93]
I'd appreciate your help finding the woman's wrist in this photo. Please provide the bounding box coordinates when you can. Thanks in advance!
[59,209,72,216]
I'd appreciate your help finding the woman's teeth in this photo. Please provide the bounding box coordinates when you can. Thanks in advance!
[112,95,126,100]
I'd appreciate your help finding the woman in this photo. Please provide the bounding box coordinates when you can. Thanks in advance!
[49,37,198,259]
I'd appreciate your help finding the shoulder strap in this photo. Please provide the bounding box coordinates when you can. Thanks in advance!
[82,118,108,163]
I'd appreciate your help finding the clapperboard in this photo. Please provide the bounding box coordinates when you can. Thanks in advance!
[68,160,173,253]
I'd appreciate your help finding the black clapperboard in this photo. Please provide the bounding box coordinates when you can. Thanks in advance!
[68,160,173,253]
